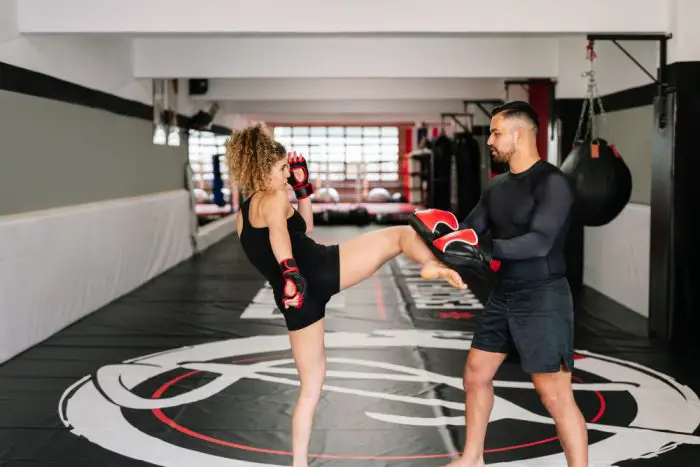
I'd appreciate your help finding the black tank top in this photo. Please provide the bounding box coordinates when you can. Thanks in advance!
[239,193,335,299]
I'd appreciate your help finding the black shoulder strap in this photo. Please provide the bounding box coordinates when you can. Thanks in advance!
[241,194,255,227]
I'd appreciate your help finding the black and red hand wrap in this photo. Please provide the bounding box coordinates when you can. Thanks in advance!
[280,258,308,308]
[288,152,314,200]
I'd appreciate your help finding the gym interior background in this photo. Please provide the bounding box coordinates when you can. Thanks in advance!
[3,1,700,465]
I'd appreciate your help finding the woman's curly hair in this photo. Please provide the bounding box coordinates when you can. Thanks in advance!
[225,123,286,195]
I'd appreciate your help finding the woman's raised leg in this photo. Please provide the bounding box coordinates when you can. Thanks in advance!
[288,318,326,467]
[338,225,466,291]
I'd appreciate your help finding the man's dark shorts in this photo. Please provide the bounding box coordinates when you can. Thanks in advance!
[471,276,575,374]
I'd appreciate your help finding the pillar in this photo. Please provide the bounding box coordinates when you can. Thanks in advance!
[527,79,554,162]
[649,0,700,351]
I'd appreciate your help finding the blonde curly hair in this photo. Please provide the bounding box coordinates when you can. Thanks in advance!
[225,123,286,195]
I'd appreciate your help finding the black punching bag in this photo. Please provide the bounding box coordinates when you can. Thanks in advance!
[431,133,453,210]
[453,131,482,219]
[212,155,225,207]
[559,138,632,226]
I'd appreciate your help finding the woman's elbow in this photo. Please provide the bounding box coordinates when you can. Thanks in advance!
[304,214,314,233]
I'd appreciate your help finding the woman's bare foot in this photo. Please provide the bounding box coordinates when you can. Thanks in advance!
[443,456,485,467]
[420,261,467,289]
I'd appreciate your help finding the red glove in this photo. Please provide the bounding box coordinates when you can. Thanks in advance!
[432,228,484,263]
[429,228,493,279]
[408,209,460,242]
[288,152,314,200]
[280,258,308,308]
[409,208,496,280]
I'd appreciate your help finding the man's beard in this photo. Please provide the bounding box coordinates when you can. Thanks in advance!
[491,145,515,163]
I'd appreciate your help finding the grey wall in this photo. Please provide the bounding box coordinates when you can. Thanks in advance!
[594,105,654,204]
[0,90,188,216]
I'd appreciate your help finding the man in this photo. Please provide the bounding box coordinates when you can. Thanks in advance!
[445,101,588,467]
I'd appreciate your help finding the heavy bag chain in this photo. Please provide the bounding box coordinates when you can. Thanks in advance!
[574,41,607,143]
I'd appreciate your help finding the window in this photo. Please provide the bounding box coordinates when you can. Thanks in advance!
[273,126,400,183]
[188,129,232,211]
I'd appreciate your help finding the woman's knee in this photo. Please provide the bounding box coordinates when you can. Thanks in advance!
[299,370,325,401]
[395,224,420,249]
[299,384,324,403]
[381,225,407,252]
[396,225,414,239]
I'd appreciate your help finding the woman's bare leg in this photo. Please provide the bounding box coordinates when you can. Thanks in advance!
[283,226,461,465]
[338,225,465,290]
[288,318,326,467]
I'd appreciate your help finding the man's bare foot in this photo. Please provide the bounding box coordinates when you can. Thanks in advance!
[420,261,467,289]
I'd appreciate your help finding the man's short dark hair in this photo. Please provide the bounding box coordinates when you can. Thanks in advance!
[491,101,539,131]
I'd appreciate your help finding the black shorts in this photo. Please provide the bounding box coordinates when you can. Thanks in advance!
[471,276,575,374]
[275,244,341,332]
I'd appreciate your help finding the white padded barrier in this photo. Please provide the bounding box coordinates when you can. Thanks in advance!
[583,202,651,317]
[0,190,194,363]
[195,215,237,253]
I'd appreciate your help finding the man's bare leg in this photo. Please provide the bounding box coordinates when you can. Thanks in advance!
[444,349,508,467]
[532,367,588,467]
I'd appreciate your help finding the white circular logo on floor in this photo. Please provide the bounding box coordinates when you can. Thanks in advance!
[59,330,700,466]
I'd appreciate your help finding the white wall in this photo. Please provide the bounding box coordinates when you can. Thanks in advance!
[668,0,700,63]
[581,105,654,316]
[0,1,226,125]
[556,36,659,99]
[0,0,151,103]
[583,204,651,317]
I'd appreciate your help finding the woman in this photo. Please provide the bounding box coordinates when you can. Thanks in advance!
[227,122,465,467]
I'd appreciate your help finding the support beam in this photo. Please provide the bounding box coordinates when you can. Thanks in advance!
[132,37,558,79]
[586,33,673,128]
[192,78,503,102]
[222,99,468,116]
[462,99,504,119]
[17,0,670,35]
[441,112,474,132]
[250,113,447,125]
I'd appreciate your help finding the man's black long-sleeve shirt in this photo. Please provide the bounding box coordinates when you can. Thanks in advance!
[461,159,574,280]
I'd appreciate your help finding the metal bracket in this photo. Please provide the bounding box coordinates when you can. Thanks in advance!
[441,112,474,133]
[586,33,673,129]
[504,80,530,100]
[462,99,504,120]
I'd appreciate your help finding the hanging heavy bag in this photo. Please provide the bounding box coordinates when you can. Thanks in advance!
[453,131,482,220]
[431,133,453,210]
[211,155,226,207]
[559,138,632,226]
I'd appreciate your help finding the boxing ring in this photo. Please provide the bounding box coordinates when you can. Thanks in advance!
[311,201,420,225]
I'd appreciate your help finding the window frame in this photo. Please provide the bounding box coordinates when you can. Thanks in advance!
[273,125,400,183]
